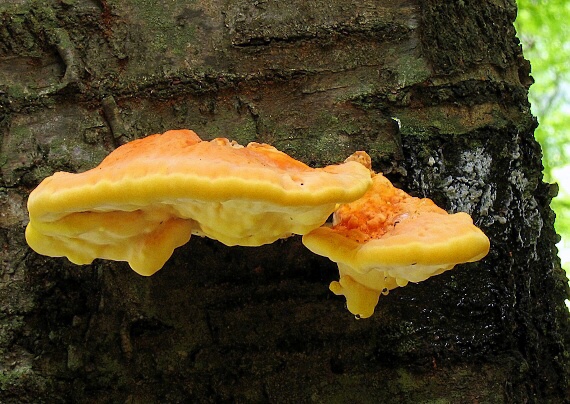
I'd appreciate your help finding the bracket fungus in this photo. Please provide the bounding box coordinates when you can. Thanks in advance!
[302,154,490,318]
[25,129,372,276]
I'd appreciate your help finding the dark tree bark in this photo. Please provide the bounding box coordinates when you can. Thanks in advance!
[1,0,568,402]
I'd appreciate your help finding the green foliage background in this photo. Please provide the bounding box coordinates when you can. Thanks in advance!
[516,0,570,284]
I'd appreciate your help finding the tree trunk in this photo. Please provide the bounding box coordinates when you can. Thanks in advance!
[1,0,568,402]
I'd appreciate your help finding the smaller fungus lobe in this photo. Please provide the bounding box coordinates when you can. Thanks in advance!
[302,161,490,318]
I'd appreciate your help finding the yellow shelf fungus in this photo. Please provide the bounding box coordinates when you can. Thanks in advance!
[25,129,372,276]
[302,159,490,319]
[26,131,490,320]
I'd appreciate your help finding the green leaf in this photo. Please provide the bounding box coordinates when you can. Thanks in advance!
[516,0,570,282]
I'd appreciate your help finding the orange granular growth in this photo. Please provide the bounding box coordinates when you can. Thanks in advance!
[332,173,444,243]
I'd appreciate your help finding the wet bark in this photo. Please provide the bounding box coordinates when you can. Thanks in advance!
[1,0,568,402]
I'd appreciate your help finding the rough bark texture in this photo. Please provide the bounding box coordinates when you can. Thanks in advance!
[1,0,569,402]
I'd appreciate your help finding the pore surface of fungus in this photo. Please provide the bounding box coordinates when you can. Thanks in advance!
[302,163,490,318]
[26,129,372,276]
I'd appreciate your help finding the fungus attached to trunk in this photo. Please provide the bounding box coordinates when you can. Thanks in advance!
[26,129,372,276]
[302,159,490,318]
